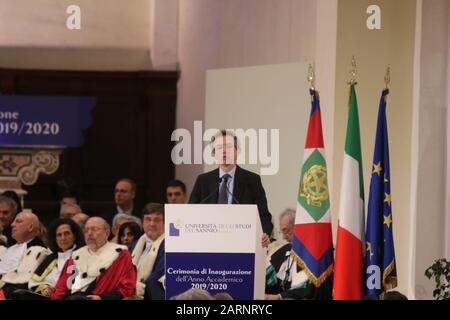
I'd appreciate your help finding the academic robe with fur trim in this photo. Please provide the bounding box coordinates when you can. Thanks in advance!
[51,243,137,300]
[0,237,49,289]
[131,234,165,300]
[265,243,333,300]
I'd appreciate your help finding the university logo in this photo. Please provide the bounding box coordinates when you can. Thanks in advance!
[169,219,183,237]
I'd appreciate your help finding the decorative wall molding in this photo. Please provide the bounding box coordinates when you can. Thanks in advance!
[0,148,62,186]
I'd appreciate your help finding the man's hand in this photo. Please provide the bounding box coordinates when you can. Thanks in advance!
[87,295,102,300]
[41,286,53,297]
[261,233,270,248]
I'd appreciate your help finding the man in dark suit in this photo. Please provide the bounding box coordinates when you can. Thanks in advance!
[103,178,141,226]
[189,130,273,246]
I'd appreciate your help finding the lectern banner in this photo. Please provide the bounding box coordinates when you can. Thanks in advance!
[166,252,254,300]
[165,204,265,300]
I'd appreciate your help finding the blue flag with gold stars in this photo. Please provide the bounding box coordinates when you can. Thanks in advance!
[364,88,397,297]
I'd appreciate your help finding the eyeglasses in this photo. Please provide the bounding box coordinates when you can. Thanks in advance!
[84,227,103,233]
[215,143,235,151]
[279,228,293,235]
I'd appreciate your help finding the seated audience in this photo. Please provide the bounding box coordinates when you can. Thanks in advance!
[132,203,165,300]
[0,211,50,299]
[51,217,136,300]
[166,179,187,204]
[117,222,143,250]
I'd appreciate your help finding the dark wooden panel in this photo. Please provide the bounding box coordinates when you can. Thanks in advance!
[0,68,178,225]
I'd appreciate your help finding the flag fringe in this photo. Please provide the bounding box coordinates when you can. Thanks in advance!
[382,260,398,290]
[291,250,333,288]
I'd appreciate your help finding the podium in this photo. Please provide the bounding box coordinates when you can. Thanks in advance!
[165,204,266,300]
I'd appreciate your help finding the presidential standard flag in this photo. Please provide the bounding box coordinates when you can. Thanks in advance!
[364,88,397,297]
[292,88,334,287]
[333,84,365,300]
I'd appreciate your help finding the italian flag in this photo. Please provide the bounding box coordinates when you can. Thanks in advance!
[333,84,365,300]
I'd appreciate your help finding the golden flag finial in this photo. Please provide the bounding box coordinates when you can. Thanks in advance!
[308,63,315,90]
[348,55,358,85]
[385,65,391,88]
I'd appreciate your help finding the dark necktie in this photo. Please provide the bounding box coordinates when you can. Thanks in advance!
[218,174,231,204]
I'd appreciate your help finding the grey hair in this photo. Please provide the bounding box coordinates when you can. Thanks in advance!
[172,288,214,300]
[59,203,82,217]
[0,195,17,215]
[85,217,110,232]
[112,213,142,228]
[103,219,111,231]
[279,208,296,225]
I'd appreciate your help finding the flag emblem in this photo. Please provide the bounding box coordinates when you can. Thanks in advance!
[299,151,329,218]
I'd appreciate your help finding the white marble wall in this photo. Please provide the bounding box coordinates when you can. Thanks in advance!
[410,0,450,300]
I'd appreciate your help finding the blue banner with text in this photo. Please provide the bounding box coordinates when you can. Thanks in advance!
[0,95,95,147]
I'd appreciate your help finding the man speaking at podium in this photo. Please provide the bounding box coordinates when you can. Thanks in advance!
[189,130,273,247]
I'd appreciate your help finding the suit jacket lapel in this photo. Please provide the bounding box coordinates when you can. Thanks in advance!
[208,168,220,203]
[233,166,244,204]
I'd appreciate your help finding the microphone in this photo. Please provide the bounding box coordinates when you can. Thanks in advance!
[199,177,223,204]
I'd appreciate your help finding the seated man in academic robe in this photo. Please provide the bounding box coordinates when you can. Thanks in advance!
[264,210,332,300]
[0,211,50,299]
[131,203,165,300]
[51,217,137,300]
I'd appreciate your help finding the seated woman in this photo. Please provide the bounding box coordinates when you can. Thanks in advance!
[110,214,142,243]
[117,221,142,251]
[12,218,84,299]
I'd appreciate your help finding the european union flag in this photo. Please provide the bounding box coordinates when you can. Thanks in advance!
[364,88,397,297]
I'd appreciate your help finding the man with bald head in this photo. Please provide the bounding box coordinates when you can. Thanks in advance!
[51,217,136,300]
[0,211,50,298]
